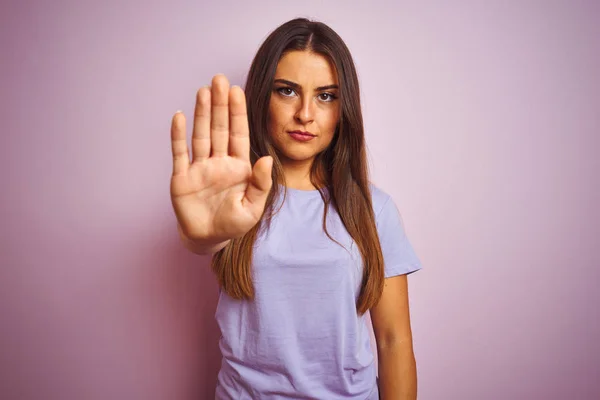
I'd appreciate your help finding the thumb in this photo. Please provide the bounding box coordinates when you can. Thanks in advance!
[245,156,273,208]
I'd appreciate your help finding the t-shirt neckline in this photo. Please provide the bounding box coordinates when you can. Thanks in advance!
[277,184,327,197]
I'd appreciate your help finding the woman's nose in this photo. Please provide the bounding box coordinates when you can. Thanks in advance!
[294,97,315,124]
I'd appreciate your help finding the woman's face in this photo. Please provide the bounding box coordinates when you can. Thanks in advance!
[267,50,340,168]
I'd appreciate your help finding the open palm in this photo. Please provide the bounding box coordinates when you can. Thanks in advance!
[170,74,273,244]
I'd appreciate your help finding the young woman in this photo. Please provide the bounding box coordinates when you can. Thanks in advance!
[170,18,422,400]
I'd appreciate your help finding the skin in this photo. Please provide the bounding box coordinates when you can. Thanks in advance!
[170,75,273,254]
[267,50,340,190]
[269,51,418,399]
[371,275,418,399]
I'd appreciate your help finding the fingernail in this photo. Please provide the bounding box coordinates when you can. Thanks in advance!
[175,110,183,114]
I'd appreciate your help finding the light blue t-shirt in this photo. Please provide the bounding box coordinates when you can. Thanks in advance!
[215,184,422,399]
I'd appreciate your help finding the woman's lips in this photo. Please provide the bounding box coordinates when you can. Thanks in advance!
[288,131,315,142]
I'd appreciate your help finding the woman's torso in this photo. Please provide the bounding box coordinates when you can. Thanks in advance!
[214,186,381,399]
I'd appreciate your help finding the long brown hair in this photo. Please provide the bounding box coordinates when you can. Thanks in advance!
[212,18,384,314]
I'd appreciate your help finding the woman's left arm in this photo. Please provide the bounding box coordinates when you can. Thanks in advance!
[370,274,417,400]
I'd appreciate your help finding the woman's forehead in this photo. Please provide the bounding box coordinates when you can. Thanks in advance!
[274,51,338,87]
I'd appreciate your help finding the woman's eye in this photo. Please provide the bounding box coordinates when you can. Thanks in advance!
[277,87,295,96]
[319,93,337,102]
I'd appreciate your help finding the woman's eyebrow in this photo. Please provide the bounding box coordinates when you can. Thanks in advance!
[273,78,339,91]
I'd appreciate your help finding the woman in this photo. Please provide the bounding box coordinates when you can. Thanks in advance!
[170,18,422,400]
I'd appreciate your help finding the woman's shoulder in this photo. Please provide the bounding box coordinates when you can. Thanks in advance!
[368,182,393,216]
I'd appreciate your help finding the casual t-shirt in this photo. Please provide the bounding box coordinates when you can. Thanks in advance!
[214,184,422,399]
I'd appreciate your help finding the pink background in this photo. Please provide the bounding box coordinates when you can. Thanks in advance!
[1,1,598,399]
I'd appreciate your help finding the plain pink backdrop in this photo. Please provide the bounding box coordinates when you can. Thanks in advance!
[1,1,598,399]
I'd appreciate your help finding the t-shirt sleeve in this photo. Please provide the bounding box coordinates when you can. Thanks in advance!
[375,195,423,278]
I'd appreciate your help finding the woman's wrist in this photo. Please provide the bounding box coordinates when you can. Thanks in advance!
[177,223,230,255]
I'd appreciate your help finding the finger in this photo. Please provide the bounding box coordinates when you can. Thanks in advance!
[192,87,211,162]
[171,111,189,176]
[229,85,250,162]
[210,74,230,157]
[244,156,273,212]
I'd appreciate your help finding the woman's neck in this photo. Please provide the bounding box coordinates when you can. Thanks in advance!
[279,158,323,191]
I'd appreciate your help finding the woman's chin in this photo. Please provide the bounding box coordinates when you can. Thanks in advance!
[277,150,317,165]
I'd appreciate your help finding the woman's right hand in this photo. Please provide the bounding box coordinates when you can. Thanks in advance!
[170,74,273,245]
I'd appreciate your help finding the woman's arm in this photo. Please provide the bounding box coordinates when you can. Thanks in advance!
[370,274,418,400]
